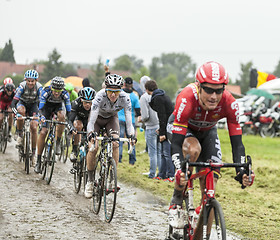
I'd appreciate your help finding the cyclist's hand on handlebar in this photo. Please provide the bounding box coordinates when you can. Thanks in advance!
[175,170,187,187]
[128,135,137,145]
[16,113,22,119]
[68,124,77,135]
[87,131,96,143]
[242,170,255,187]
[40,115,46,123]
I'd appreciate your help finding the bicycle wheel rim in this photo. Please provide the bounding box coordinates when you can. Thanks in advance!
[2,121,8,153]
[45,146,55,184]
[204,199,226,240]
[73,156,82,193]
[25,133,30,174]
[103,158,117,223]
[92,158,103,214]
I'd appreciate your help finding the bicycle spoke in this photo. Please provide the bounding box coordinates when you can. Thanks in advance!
[92,158,103,214]
[103,158,117,223]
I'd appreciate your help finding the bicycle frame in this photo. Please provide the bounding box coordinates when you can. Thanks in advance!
[184,158,252,240]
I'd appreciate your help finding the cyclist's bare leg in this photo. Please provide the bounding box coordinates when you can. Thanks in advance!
[86,139,99,182]
[112,133,119,167]
[56,111,65,138]
[0,112,3,127]
[8,107,13,128]
[30,120,38,150]
[73,120,82,145]
[16,106,26,132]
[37,128,48,156]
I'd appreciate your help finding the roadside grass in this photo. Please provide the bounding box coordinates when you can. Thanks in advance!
[118,128,280,240]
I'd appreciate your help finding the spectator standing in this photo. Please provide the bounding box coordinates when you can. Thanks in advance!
[139,76,161,179]
[145,80,175,181]
[118,77,141,165]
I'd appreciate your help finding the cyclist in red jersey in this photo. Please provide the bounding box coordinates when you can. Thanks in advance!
[0,78,16,142]
[168,61,255,230]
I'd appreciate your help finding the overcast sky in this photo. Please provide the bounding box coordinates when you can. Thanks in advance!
[1,0,280,81]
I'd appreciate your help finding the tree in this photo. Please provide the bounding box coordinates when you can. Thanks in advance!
[40,48,63,83]
[273,60,280,77]
[131,66,150,82]
[113,54,144,73]
[157,73,179,101]
[0,39,15,63]
[235,61,253,94]
[63,63,77,77]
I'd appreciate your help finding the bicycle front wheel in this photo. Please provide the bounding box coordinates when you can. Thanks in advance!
[62,132,70,163]
[202,198,226,240]
[92,157,103,215]
[24,132,30,174]
[2,120,9,153]
[73,155,83,193]
[43,143,55,184]
[103,158,117,223]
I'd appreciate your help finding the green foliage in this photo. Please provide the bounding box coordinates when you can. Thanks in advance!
[235,61,253,94]
[113,54,144,73]
[40,48,64,84]
[272,60,280,77]
[62,63,77,77]
[0,39,15,63]
[157,73,179,100]
[131,66,150,82]
[1,74,24,87]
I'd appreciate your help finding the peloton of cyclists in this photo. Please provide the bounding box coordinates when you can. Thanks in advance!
[68,87,96,162]
[34,76,71,173]
[85,74,136,198]
[0,78,16,142]
[168,61,255,234]
[11,70,42,165]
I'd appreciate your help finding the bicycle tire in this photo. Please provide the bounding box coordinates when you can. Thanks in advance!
[0,127,4,153]
[259,124,276,138]
[202,198,226,240]
[45,147,55,185]
[103,158,118,223]
[92,157,103,215]
[41,143,49,180]
[24,132,30,174]
[2,120,8,153]
[82,156,88,192]
[62,132,70,163]
[73,155,82,193]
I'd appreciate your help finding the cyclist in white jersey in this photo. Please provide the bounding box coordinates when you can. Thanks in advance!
[85,74,136,198]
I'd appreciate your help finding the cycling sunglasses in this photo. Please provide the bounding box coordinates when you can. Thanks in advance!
[106,89,121,94]
[201,85,224,94]
[51,87,63,92]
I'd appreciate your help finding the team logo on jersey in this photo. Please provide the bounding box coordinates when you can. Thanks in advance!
[172,126,184,132]
[176,98,187,122]
[212,113,220,119]
[190,84,198,100]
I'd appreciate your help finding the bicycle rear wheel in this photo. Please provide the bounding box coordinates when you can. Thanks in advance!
[202,198,226,240]
[103,158,117,223]
[92,157,103,215]
[24,132,30,174]
[73,155,83,193]
[2,120,8,153]
[82,156,88,192]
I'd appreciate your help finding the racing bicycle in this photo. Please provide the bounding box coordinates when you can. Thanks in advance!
[0,110,13,153]
[40,119,68,184]
[17,116,38,174]
[70,131,88,194]
[167,156,252,240]
[92,134,133,223]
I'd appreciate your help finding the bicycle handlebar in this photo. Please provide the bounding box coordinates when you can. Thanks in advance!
[16,116,39,120]
[95,136,134,155]
[44,119,68,125]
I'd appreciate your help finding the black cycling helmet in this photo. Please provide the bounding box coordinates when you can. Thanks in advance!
[5,83,15,92]
[80,87,96,101]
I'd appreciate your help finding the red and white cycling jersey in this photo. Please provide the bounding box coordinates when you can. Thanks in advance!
[172,82,242,137]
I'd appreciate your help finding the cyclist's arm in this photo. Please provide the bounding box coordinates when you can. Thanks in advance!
[171,132,186,170]
[10,84,24,113]
[87,100,100,134]
[124,96,135,136]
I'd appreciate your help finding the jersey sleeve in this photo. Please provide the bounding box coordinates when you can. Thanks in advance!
[172,86,195,136]
[224,92,242,136]
[124,94,135,136]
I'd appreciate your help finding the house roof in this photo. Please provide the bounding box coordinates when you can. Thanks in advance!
[0,61,45,80]
[225,85,243,98]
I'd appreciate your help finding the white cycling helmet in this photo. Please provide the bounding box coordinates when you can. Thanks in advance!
[104,74,124,89]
